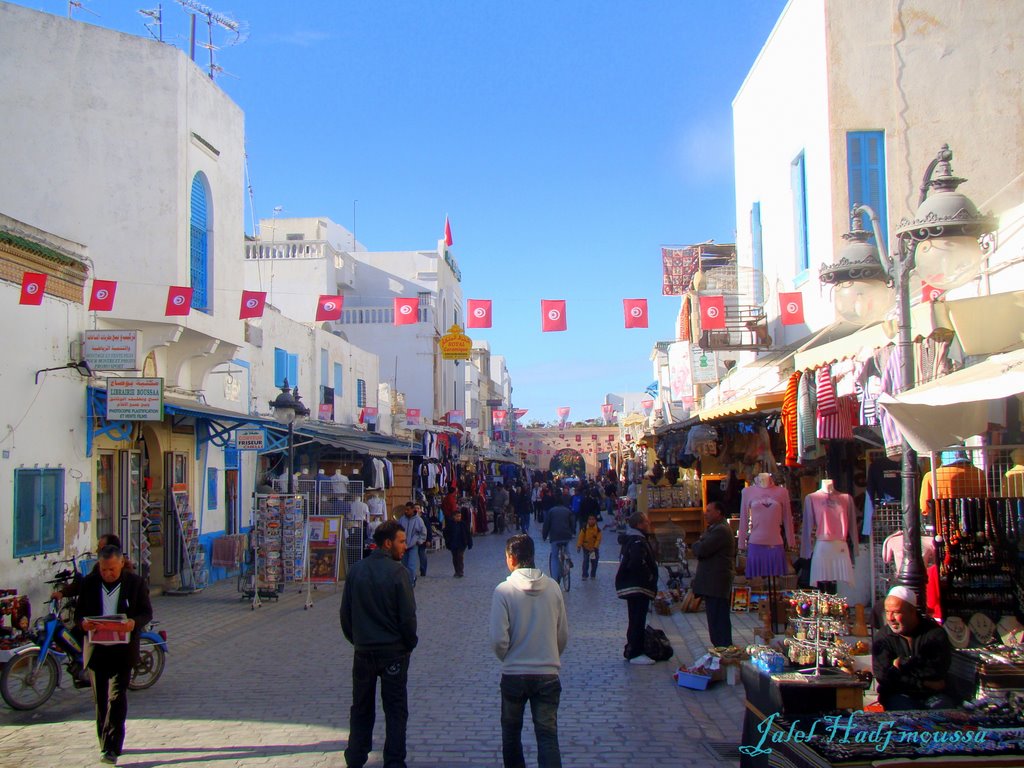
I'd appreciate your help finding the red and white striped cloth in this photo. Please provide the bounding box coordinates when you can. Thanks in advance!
[815,365,837,416]
[818,394,857,440]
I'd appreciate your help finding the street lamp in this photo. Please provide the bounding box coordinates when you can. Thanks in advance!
[820,144,996,603]
[269,379,310,493]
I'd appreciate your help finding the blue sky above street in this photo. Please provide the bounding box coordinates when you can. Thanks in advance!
[22,0,788,421]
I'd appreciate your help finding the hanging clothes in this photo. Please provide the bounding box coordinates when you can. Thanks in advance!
[781,371,802,468]
[879,345,905,457]
[797,371,820,462]
[801,490,856,585]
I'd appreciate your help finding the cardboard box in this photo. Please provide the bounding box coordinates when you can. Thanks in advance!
[675,671,711,690]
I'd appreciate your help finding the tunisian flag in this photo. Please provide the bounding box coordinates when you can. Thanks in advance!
[778,292,805,325]
[316,295,344,321]
[19,272,47,305]
[394,297,419,325]
[165,286,193,316]
[444,216,453,248]
[88,280,117,311]
[541,300,567,332]
[698,295,726,330]
[239,290,267,320]
[467,299,492,328]
[623,298,648,328]
[921,283,943,303]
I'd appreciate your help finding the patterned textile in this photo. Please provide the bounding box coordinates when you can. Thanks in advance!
[815,365,837,416]
[879,346,904,457]
[818,394,856,441]
[797,372,820,462]
[781,372,801,468]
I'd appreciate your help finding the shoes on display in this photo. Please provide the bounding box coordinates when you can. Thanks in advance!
[629,654,656,666]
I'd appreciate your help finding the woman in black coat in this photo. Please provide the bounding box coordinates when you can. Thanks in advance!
[615,512,659,664]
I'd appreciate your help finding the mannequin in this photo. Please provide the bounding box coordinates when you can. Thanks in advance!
[1003,448,1024,497]
[365,490,387,532]
[738,473,794,577]
[801,478,856,586]
[331,468,350,494]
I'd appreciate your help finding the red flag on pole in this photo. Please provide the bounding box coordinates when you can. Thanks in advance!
[165,286,193,316]
[19,272,47,305]
[467,299,492,328]
[239,290,267,320]
[623,298,648,328]
[921,283,943,303]
[88,280,117,312]
[394,297,419,325]
[541,300,567,332]
[444,216,453,247]
[698,295,726,330]
[316,295,344,321]
[778,292,805,325]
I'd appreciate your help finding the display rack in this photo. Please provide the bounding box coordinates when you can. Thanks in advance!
[645,481,704,543]
[165,484,205,594]
[248,494,304,609]
[140,499,161,581]
[784,590,849,677]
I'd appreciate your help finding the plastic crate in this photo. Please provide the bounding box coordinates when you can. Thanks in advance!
[674,670,711,690]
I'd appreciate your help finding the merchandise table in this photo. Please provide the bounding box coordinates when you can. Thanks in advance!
[740,663,1024,768]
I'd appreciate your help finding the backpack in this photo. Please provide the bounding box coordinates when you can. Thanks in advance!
[643,626,674,662]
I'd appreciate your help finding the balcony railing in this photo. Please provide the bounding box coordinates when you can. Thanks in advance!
[244,239,355,288]
[699,303,772,351]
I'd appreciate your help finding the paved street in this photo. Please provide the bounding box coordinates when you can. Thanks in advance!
[0,532,754,767]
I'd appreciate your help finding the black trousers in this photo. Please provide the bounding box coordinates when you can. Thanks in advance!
[451,548,466,576]
[345,650,410,768]
[624,595,650,659]
[90,666,132,756]
[704,595,733,648]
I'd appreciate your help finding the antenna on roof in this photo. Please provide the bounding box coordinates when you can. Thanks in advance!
[68,1,99,20]
[139,5,164,43]
[175,0,248,80]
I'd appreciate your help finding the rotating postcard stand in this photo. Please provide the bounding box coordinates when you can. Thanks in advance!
[248,493,304,610]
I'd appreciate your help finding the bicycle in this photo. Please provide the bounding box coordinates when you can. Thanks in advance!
[556,542,572,593]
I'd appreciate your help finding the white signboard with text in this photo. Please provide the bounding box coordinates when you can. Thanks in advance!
[83,330,140,371]
[106,378,163,421]
[235,428,267,451]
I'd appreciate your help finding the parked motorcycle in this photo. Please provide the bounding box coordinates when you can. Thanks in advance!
[0,557,168,710]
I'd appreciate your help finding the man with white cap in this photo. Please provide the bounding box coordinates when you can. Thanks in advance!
[872,586,954,710]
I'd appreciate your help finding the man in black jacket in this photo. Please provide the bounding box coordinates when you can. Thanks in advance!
[542,496,576,584]
[74,544,153,765]
[691,501,736,648]
[340,520,418,768]
[872,586,953,710]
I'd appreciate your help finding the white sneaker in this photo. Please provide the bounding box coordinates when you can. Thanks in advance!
[629,654,656,665]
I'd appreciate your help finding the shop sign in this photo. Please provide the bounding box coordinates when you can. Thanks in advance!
[235,428,266,451]
[438,324,472,360]
[83,330,140,371]
[667,341,695,408]
[465,418,480,428]
[106,377,163,421]
[691,346,719,385]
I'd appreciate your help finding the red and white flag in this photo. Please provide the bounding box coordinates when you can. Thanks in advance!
[623,298,648,329]
[601,403,616,424]
[779,292,805,325]
[394,297,419,325]
[921,283,943,303]
[316,295,344,321]
[239,290,267,320]
[88,280,117,312]
[444,216,453,248]
[467,299,492,328]
[406,408,421,426]
[541,300,567,332]
[19,272,47,305]
[165,286,193,316]
[641,399,655,414]
[698,295,726,330]
[492,409,507,425]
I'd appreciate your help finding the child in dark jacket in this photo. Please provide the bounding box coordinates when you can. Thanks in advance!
[443,508,474,577]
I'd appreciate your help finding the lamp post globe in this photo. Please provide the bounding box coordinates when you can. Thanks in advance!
[269,379,298,426]
[270,379,303,493]
[820,217,893,324]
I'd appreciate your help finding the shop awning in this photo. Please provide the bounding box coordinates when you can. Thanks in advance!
[793,302,952,372]
[878,346,1024,452]
[695,386,787,422]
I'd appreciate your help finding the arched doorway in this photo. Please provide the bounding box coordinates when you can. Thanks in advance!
[549,449,585,479]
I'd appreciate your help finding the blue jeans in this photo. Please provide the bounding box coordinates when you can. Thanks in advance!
[548,541,570,582]
[401,547,419,586]
[500,674,562,768]
[580,548,598,577]
[345,650,410,768]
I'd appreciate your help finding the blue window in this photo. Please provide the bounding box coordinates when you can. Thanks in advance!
[847,131,888,245]
[207,468,218,510]
[288,354,299,389]
[356,379,367,407]
[791,152,809,273]
[333,362,343,396]
[751,202,764,304]
[189,173,211,313]
[14,468,64,557]
[274,348,288,387]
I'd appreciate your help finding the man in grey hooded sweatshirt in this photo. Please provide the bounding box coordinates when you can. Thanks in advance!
[490,534,569,768]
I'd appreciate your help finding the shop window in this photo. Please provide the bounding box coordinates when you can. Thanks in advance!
[95,452,115,540]
[14,468,64,557]
[356,378,367,407]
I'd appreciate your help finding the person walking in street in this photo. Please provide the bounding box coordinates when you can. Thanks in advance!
[397,502,427,587]
[691,501,736,648]
[340,520,418,768]
[75,544,153,765]
[492,482,510,534]
[490,534,569,768]
[576,514,602,581]
[614,512,659,665]
[541,496,575,584]
[415,502,430,579]
[512,483,532,534]
[443,507,474,577]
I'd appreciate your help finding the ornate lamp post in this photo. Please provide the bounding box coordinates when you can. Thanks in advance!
[820,145,996,602]
[269,379,310,493]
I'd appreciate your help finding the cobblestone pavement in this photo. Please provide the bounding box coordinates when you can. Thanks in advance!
[0,531,758,767]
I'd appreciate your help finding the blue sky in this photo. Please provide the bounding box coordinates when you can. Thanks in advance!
[23,0,787,421]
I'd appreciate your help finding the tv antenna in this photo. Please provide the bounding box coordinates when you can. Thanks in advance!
[175,0,248,80]
[67,0,99,20]
[139,5,164,43]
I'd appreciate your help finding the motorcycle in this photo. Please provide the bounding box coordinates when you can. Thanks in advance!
[0,557,168,711]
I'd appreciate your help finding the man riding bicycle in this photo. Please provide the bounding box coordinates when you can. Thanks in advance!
[542,495,576,583]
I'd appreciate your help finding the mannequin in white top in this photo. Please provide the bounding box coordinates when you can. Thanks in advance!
[331,469,350,494]
[738,473,794,578]
[801,478,856,585]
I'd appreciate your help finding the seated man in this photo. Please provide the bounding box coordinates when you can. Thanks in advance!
[872,586,954,710]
